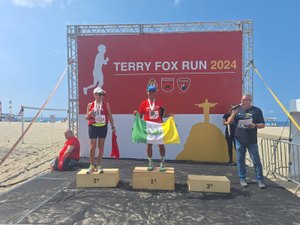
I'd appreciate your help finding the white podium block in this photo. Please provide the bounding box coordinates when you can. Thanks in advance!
[76,168,119,188]
[187,175,230,193]
[132,167,175,190]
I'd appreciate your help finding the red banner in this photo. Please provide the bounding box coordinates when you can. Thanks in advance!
[78,31,242,114]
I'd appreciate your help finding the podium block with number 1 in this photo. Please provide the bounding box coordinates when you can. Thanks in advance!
[132,167,175,190]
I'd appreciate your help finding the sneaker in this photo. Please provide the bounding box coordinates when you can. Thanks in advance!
[147,161,154,171]
[258,181,266,189]
[87,164,96,174]
[227,161,234,166]
[240,179,248,187]
[96,165,103,173]
[160,161,166,172]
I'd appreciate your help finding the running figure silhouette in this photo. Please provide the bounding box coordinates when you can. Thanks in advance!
[83,44,109,95]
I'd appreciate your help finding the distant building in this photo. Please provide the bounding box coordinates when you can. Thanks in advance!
[0,113,19,122]
[265,117,278,127]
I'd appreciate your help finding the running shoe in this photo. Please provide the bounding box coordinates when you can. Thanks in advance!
[160,160,166,172]
[147,161,154,171]
[96,165,104,173]
[87,164,96,174]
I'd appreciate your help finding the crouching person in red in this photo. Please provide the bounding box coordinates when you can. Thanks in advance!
[50,129,80,171]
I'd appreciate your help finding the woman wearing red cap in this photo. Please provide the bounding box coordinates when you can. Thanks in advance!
[85,87,116,174]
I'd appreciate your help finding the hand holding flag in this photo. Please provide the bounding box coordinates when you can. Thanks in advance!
[132,114,180,144]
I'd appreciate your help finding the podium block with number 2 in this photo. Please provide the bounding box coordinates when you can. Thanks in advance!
[76,168,119,188]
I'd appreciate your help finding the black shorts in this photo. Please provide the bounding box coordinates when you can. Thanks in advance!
[88,124,108,139]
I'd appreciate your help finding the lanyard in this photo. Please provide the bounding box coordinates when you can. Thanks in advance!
[94,101,103,114]
[148,98,155,111]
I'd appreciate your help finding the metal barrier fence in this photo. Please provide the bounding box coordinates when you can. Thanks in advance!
[259,137,300,194]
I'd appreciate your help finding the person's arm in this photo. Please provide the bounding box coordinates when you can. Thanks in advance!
[223,118,227,126]
[63,145,75,158]
[164,113,174,117]
[106,102,116,132]
[250,119,265,129]
[160,102,173,118]
[226,104,241,124]
[163,111,174,118]
[85,103,93,120]
[134,101,144,119]
[224,119,232,125]
[250,108,265,129]
[249,123,265,129]
[133,110,143,118]
[249,121,265,129]
[159,106,165,119]
[227,110,237,125]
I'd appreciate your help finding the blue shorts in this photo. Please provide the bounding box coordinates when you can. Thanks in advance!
[88,124,108,139]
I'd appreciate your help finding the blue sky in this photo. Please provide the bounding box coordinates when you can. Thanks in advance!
[0,0,299,120]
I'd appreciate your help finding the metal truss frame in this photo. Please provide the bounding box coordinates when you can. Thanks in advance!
[67,21,253,135]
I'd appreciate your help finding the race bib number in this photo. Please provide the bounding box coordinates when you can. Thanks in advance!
[95,114,106,124]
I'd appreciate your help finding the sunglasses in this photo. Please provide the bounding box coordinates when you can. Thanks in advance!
[97,93,105,96]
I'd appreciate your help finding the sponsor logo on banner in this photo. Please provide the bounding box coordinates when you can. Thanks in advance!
[177,77,191,92]
[147,78,158,91]
[161,78,174,92]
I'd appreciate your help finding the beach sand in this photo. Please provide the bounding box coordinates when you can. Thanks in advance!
[258,127,299,197]
[0,122,297,196]
[0,121,67,193]
[258,126,290,139]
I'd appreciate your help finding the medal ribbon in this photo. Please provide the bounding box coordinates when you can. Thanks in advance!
[94,100,103,115]
[148,98,155,112]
